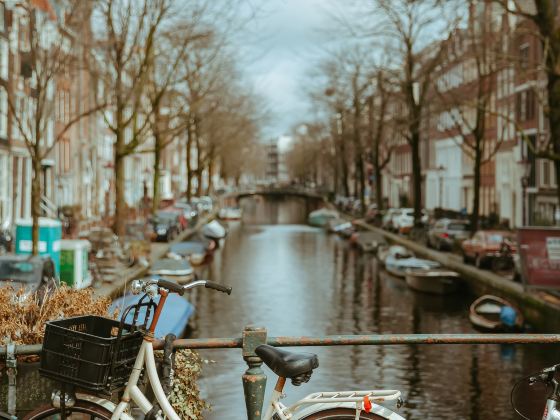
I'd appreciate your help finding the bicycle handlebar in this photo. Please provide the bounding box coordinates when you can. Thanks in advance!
[205,281,232,294]
[131,277,232,297]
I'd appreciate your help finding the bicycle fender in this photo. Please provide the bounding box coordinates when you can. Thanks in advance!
[76,394,134,420]
[293,401,406,420]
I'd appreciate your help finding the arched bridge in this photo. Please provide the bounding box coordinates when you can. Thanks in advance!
[223,186,327,204]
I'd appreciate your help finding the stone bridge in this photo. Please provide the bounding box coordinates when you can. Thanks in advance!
[222,186,326,206]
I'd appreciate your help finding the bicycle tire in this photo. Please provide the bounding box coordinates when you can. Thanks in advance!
[300,407,388,419]
[22,400,112,420]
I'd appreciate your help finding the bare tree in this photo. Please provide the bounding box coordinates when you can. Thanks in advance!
[9,2,104,254]
[95,0,172,235]
[372,0,455,225]
[434,6,507,233]
[367,69,395,211]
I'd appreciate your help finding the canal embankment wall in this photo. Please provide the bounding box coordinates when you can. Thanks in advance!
[354,220,560,332]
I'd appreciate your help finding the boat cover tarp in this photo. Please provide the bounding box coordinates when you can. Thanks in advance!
[169,241,207,256]
[110,293,194,338]
[150,258,193,276]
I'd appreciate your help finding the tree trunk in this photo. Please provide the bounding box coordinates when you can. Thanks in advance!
[471,146,482,234]
[206,150,214,195]
[31,156,42,256]
[375,165,383,211]
[410,128,422,225]
[186,117,193,200]
[338,113,350,197]
[152,139,161,214]
[113,147,125,236]
[194,116,203,197]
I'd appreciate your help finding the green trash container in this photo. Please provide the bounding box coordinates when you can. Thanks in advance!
[15,218,62,275]
[60,239,91,289]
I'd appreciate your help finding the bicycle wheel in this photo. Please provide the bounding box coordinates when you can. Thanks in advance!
[22,400,112,420]
[300,407,388,419]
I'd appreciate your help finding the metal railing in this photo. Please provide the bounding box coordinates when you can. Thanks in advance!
[3,327,560,419]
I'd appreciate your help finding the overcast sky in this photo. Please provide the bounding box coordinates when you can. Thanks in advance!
[238,0,339,139]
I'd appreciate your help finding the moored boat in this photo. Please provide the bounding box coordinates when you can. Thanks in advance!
[469,295,524,332]
[202,220,228,240]
[219,207,242,221]
[326,218,353,234]
[385,250,440,278]
[149,258,195,284]
[405,268,461,295]
[377,245,410,267]
[168,239,214,266]
[110,292,194,338]
[308,208,339,227]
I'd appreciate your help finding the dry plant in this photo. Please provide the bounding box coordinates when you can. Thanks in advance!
[156,349,209,419]
[0,285,111,345]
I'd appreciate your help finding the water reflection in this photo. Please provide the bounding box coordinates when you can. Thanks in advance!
[193,197,559,419]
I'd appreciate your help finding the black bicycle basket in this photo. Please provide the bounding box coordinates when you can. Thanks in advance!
[39,315,143,393]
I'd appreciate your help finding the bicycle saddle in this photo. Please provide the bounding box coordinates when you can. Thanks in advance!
[256,345,319,384]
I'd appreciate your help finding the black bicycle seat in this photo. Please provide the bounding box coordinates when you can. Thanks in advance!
[255,345,319,379]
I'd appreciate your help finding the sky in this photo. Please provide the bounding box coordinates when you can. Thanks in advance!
[238,0,339,139]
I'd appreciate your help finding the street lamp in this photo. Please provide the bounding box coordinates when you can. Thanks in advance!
[518,159,531,226]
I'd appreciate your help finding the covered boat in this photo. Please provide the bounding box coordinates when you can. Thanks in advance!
[469,295,524,332]
[405,268,461,295]
[219,207,242,220]
[385,248,440,278]
[110,292,194,338]
[168,239,215,266]
[201,220,227,240]
[326,218,351,233]
[149,258,195,284]
[308,208,339,227]
[377,245,412,267]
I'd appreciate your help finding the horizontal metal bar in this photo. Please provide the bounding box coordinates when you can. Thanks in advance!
[0,344,42,357]
[3,334,560,357]
[266,334,560,346]
[155,337,243,350]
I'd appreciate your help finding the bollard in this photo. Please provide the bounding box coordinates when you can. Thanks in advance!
[242,325,267,420]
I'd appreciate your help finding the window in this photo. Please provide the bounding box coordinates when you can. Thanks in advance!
[0,86,7,138]
[0,37,7,80]
[517,90,535,121]
[543,160,550,186]
[0,3,5,33]
[519,44,529,70]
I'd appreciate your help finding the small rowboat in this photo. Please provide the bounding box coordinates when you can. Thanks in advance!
[405,268,461,295]
[308,208,339,227]
[384,246,440,278]
[469,295,524,332]
[149,258,195,284]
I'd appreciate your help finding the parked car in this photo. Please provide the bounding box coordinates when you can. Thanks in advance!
[392,208,428,234]
[162,207,189,230]
[149,211,183,242]
[0,255,58,300]
[461,230,517,268]
[174,202,198,227]
[427,219,471,251]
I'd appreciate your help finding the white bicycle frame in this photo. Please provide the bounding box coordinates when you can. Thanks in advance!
[543,399,560,420]
[109,339,180,420]
[263,377,405,420]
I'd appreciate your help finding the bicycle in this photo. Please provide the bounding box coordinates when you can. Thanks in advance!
[24,277,405,419]
[24,278,231,420]
[511,363,560,420]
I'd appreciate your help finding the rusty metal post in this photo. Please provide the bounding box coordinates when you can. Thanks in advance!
[242,325,267,420]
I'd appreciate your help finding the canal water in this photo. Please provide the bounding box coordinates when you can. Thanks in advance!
[193,197,559,419]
